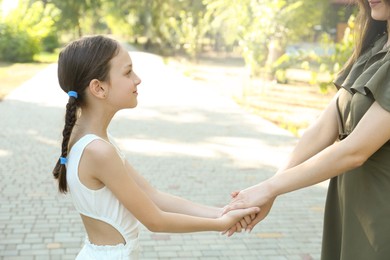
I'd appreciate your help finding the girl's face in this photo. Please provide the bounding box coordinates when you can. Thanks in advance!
[106,46,141,109]
[369,0,390,21]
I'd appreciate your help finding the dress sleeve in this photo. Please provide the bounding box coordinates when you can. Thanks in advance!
[333,66,352,90]
[333,35,385,93]
[333,49,374,92]
[350,58,390,112]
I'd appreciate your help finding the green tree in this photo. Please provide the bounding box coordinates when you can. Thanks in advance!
[0,0,59,61]
[315,15,355,91]
[204,0,324,75]
[102,1,149,42]
[39,0,102,37]
[150,0,208,58]
[102,0,209,58]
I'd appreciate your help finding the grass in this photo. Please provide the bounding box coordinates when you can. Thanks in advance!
[236,79,335,136]
[0,51,59,100]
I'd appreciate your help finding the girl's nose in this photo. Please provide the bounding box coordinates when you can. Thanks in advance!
[134,73,141,85]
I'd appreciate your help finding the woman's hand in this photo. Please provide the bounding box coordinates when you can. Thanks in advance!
[222,200,275,236]
[225,182,274,212]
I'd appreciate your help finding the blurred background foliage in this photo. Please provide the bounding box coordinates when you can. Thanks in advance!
[0,0,357,90]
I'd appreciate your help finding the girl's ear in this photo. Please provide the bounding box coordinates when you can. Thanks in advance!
[88,79,107,99]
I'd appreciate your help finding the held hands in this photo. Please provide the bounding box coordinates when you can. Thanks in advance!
[222,212,258,236]
[218,206,260,232]
[222,183,276,236]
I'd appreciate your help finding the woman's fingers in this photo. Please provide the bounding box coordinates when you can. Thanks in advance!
[240,218,247,229]
[231,190,240,198]
[235,222,242,233]
[244,215,252,224]
[246,212,263,232]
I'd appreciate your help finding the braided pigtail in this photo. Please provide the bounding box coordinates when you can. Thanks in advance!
[53,92,78,193]
[53,35,120,193]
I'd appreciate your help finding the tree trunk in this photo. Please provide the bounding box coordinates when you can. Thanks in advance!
[266,39,283,67]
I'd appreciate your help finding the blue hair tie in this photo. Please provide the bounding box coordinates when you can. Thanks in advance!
[68,91,78,99]
[60,157,67,165]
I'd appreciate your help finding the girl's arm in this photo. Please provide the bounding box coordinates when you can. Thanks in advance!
[82,141,259,233]
[124,161,221,218]
[226,101,390,213]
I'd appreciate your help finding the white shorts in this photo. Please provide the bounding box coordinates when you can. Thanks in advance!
[75,238,139,260]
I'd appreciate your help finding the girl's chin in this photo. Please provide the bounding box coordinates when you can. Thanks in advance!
[129,102,138,109]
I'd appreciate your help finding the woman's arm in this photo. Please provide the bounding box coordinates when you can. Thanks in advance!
[223,92,341,236]
[124,161,222,218]
[82,141,259,233]
[277,91,340,173]
[270,101,390,195]
[227,101,390,212]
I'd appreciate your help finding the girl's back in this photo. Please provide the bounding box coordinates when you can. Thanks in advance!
[67,134,139,258]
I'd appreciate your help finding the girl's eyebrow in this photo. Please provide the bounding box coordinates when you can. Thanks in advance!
[122,64,132,72]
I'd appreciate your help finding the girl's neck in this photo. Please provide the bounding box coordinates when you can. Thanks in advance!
[75,111,113,140]
[73,123,108,140]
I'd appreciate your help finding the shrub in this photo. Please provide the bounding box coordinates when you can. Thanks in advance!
[0,23,40,62]
[0,1,59,62]
[42,32,60,53]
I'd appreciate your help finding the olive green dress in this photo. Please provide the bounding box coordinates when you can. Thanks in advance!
[321,34,390,260]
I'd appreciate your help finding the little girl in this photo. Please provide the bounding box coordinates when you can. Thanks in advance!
[52,35,258,259]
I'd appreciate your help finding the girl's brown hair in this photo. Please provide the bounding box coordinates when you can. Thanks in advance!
[53,35,119,193]
[341,0,388,73]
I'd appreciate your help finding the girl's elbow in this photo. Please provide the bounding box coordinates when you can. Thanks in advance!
[144,220,164,233]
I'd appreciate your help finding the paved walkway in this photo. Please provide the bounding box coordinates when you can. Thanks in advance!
[0,50,328,259]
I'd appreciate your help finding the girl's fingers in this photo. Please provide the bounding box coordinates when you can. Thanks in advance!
[245,207,261,216]
[227,226,236,237]
[225,224,237,237]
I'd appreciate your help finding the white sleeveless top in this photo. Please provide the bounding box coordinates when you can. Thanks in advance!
[66,134,139,245]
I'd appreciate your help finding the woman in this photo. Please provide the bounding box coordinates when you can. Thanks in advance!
[224,1,390,259]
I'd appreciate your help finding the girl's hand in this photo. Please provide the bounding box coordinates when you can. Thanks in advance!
[222,212,257,236]
[218,207,260,231]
